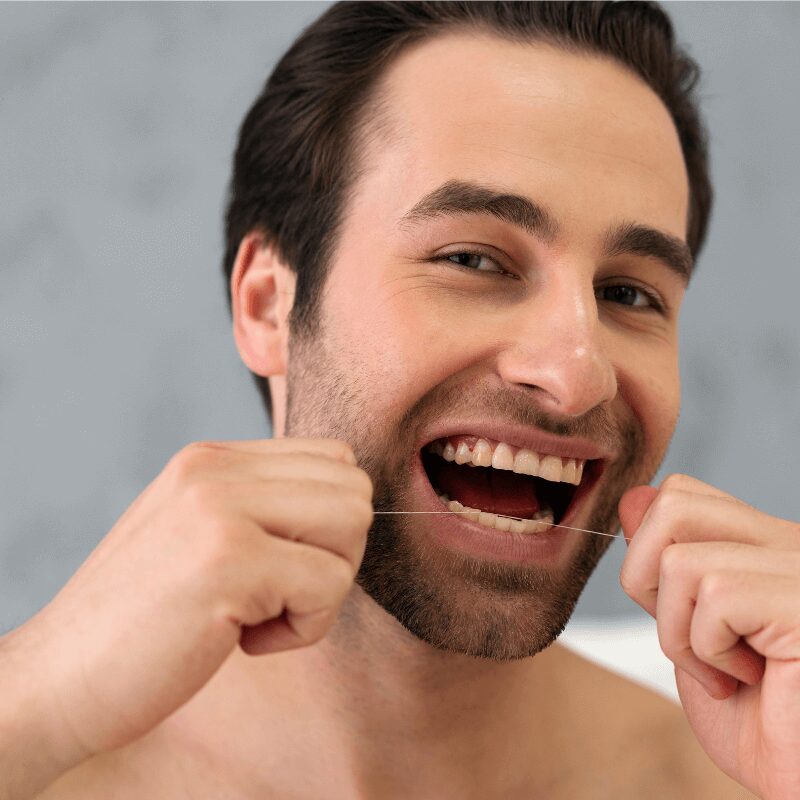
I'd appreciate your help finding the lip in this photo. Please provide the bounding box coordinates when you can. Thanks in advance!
[409,451,606,565]
[418,419,616,463]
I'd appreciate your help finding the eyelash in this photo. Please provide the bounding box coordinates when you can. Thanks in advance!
[433,248,512,276]
[596,283,666,314]
[433,248,667,314]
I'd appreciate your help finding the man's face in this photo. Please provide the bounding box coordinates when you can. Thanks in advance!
[282,35,689,659]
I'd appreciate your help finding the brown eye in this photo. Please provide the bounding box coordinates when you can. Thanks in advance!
[596,284,661,311]
[442,251,503,273]
[601,285,640,305]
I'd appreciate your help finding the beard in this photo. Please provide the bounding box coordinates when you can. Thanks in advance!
[284,320,663,662]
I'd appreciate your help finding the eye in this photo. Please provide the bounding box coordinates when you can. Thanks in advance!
[434,249,506,274]
[596,283,664,313]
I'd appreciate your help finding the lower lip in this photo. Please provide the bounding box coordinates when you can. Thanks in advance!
[409,456,589,565]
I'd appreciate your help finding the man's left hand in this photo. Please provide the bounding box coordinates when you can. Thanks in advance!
[619,474,800,800]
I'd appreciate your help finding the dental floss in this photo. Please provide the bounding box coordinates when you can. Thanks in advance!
[372,511,631,542]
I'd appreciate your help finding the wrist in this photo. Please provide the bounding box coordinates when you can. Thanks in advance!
[0,623,89,799]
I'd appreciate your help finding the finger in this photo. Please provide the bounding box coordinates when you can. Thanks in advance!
[220,527,356,653]
[182,449,373,501]
[197,478,372,570]
[654,542,787,689]
[239,611,311,655]
[618,485,658,544]
[657,472,752,506]
[674,664,738,703]
[632,532,794,619]
[620,489,800,616]
[617,470,752,545]
[691,571,800,673]
[189,437,358,466]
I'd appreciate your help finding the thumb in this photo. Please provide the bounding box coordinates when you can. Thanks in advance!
[618,485,658,545]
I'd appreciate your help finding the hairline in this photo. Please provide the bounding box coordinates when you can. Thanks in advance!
[298,26,692,329]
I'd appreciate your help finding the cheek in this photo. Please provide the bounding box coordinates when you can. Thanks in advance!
[615,337,681,456]
[327,272,493,414]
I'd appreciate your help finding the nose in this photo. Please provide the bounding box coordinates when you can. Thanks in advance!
[495,275,618,417]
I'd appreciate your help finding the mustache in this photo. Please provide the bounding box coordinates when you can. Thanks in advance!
[396,381,626,453]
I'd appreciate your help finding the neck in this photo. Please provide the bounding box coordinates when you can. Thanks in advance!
[183,586,578,798]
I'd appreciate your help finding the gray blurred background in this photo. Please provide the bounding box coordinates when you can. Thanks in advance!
[2,2,799,636]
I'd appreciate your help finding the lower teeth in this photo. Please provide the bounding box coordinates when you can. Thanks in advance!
[436,494,554,535]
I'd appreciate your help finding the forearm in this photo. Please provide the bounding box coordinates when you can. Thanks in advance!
[0,626,85,800]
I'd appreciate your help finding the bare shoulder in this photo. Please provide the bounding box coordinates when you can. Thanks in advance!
[550,644,758,799]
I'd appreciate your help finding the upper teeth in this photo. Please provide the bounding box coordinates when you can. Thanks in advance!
[429,437,585,485]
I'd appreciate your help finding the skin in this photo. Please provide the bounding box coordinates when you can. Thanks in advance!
[31,33,798,799]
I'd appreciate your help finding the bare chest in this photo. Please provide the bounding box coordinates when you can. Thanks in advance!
[34,753,710,800]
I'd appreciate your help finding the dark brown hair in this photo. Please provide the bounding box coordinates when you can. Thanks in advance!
[222,1,712,424]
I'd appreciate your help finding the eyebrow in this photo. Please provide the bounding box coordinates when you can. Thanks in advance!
[398,179,559,242]
[604,221,693,283]
[398,179,693,282]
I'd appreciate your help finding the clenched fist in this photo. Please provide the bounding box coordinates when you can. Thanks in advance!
[0,438,372,797]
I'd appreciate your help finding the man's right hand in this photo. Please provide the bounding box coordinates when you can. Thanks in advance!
[1,438,373,788]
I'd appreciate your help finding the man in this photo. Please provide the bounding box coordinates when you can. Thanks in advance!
[2,2,797,798]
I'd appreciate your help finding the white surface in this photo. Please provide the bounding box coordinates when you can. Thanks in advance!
[560,616,679,701]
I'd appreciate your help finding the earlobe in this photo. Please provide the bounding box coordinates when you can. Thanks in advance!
[230,232,295,378]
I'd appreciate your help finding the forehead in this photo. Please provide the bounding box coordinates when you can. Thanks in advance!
[353,32,689,245]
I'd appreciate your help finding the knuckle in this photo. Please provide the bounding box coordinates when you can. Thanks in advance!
[688,626,715,661]
[659,544,685,581]
[330,554,357,594]
[649,488,687,529]
[166,447,201,482]
[618,566,639,598]
[192,439,225,451]
[181,478,225,516]
[187,500,243,569]
[350,494,375,529]
[194,527,236,585]
[248,584,284,624]
[697,572,729,606]
[225,583,282,628]
[657,629,680,661]
[663,638,692,665]
[659,473,693,493]
[351,467,374,501]
[325,438,356,465]
[331,490,373,533]
[168,441,222,481]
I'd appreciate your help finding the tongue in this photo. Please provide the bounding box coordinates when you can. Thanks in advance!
[429,459,543,518]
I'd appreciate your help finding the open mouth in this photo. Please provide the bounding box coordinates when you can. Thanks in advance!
[421,435,604,535]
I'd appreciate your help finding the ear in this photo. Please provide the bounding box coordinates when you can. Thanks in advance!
[230,231,296,379]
